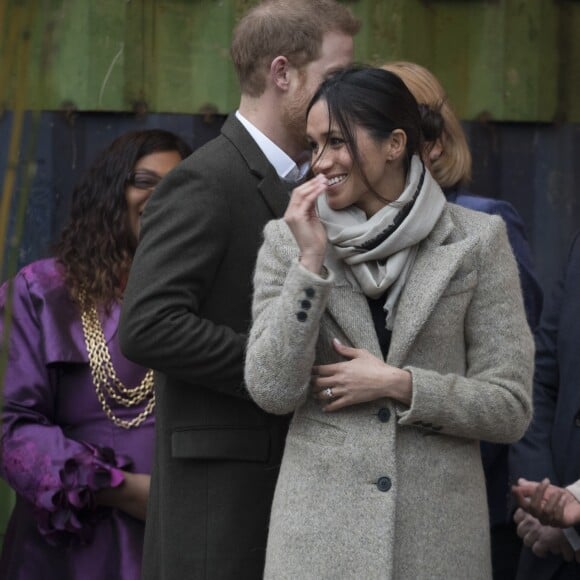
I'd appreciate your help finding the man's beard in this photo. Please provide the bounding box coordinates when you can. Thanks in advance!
[281,90,310,155]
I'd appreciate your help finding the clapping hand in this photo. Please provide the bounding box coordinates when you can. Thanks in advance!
[513,477,580,528]
[513,507,576,561]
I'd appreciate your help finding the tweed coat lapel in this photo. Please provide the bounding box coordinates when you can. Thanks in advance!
[221,114,291,219]
[388,207,477,366]
[324,252,383,359]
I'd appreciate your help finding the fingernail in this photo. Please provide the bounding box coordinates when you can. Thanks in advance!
[333,338,342,345]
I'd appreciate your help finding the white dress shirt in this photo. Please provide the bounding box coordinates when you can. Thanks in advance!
[235,111,309,183]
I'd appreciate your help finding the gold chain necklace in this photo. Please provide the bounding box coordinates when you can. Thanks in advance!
[79,291,155,429]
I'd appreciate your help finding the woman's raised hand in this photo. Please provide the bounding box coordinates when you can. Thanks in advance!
[284,174,328,274]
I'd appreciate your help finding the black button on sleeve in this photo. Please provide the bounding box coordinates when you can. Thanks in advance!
[301,300,312,310]
[378,408,391,423]
[304,287,315,298]
[377,476,392,492]
[296,311,308,322]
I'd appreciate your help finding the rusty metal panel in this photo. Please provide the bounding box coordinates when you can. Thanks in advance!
[145,0,239,114]
[1,109,579,299]
[1,0,579,121]
[351,0,560,122]
[464,120,580,290]
[0,109,224,281]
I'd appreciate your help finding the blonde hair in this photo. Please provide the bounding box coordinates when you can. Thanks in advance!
[231,0,359,97]
[382,61,471,188]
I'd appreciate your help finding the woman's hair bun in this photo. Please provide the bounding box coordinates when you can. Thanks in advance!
[418,103,444,143]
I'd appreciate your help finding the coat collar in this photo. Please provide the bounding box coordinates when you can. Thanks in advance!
[221,114,291,219]
[324,206,476,363]
[44,297,121,364]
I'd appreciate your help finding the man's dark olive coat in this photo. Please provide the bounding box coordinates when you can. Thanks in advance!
[119,115,291,580]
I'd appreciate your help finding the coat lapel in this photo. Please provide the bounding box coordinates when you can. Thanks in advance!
[323,251,383,359]
[257,172,292,218]
[221,114,292,219]
[325,287,383,359]
[388,208,477,366]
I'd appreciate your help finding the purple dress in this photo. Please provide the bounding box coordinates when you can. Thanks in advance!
[0,259,154,580]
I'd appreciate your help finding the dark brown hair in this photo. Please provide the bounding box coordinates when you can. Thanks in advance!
[308,66,423,201]
[55,129,192,308]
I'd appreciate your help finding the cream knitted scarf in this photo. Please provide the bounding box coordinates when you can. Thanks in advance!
[317,155,446,329]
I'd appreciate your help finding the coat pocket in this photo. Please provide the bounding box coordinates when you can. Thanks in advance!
[171,426,270,462]
[289,415,346,447]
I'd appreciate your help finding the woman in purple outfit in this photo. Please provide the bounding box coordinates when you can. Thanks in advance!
[0,129,191,579]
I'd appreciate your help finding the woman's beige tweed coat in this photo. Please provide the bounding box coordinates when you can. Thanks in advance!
[245,203,534,580]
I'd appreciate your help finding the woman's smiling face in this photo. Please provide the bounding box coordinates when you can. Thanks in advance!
[125,150,183,242]
[306,99,399,218]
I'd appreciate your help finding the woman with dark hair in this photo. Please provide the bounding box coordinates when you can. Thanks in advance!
[0,129,191,579]
[244,66,534,579]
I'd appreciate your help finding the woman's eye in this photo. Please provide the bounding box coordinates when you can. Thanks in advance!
[329,137,344,147]
[308,141,319,153]
[130,172,161,190]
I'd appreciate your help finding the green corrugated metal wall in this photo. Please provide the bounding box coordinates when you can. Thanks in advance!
[1,0,580,121]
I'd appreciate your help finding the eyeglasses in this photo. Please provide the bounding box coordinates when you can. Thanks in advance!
[127,170,162,192]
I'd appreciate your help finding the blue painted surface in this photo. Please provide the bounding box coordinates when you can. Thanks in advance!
[463,121,580,293]
[0,111,225,282]
[1,113,579,295]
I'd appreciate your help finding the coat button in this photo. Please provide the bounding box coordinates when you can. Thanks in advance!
[301,300,312,310]
[305,287,315,298]
[377,476,392,492]
[378,408,391,423]
[296,311,308,322]
[575,412,580,427]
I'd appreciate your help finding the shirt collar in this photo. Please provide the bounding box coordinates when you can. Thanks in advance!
[235,110,309,183]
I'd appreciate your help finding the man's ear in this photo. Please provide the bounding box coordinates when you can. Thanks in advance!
[384,129,407,162]
[270,56,291,91]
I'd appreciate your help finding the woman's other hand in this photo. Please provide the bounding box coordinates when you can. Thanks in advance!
[284,174,328,274]
[96,471,150,521]
[311,339,412,411]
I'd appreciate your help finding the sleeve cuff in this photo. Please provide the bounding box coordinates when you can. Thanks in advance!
[563,527,580,551]
[36,443,132,547]
[566,480,580,503]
